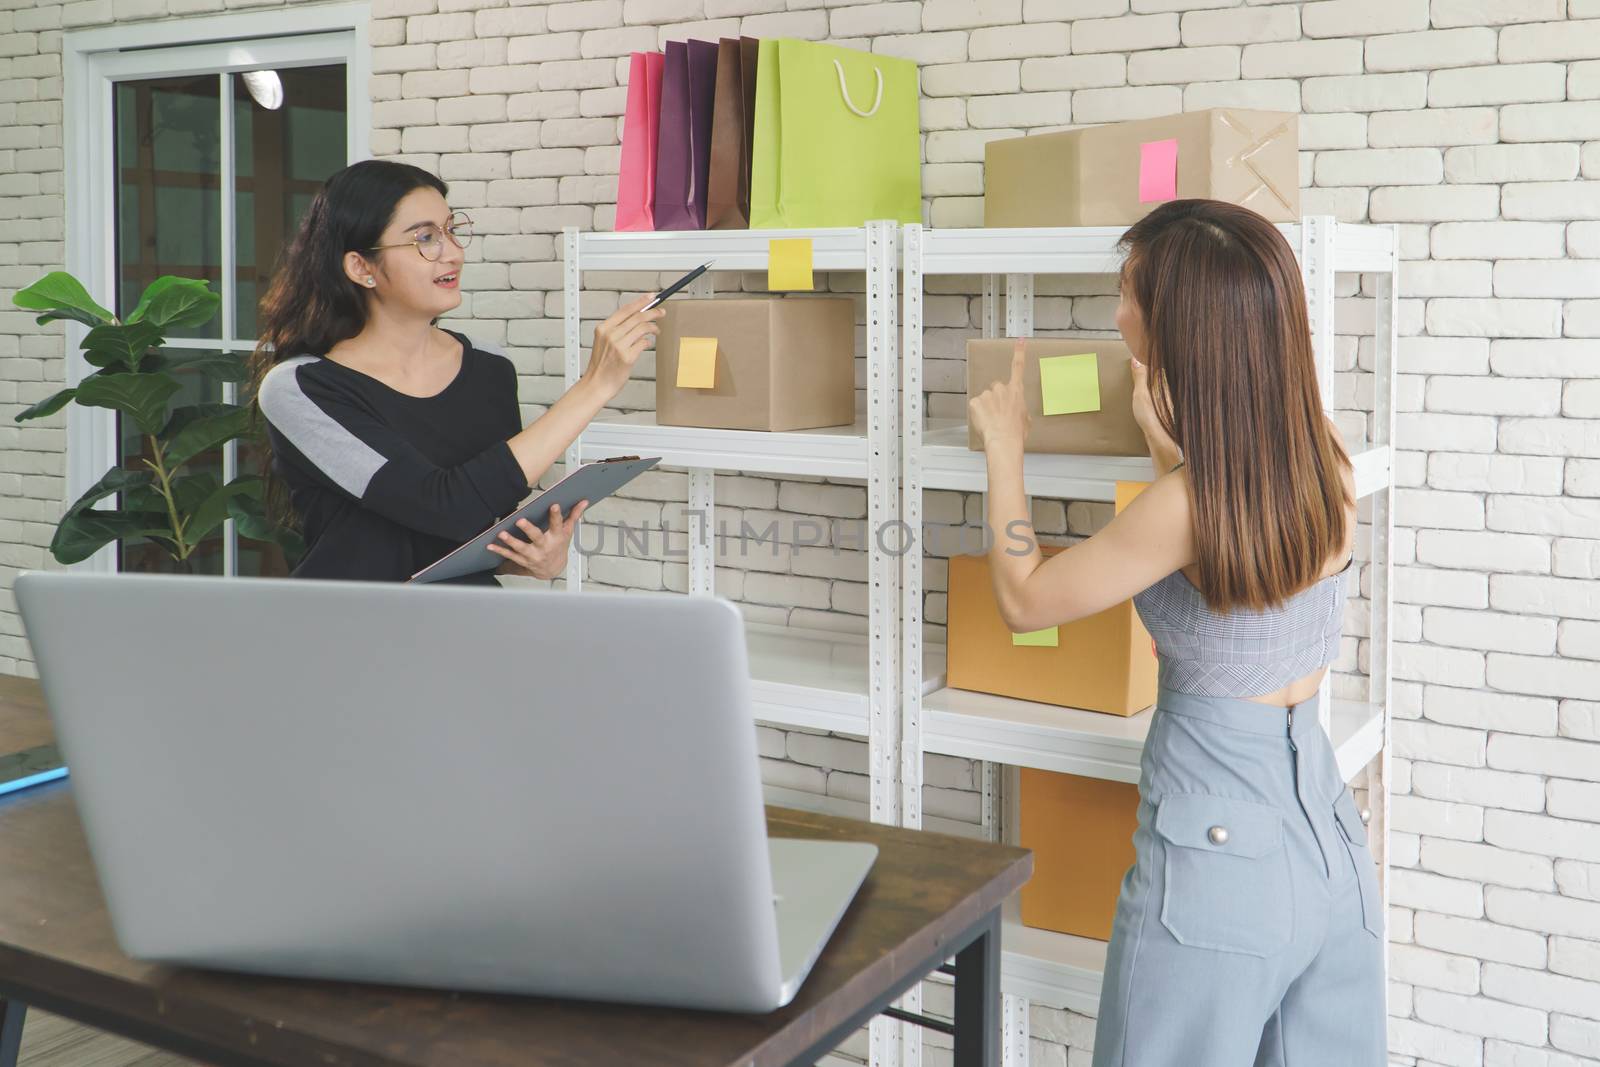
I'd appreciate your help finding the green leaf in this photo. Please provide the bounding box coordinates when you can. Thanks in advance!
[162,406,251,470]
[65,468,154,519]
[186,475,264,543]
[123,485,165,513]
[161,402,234,437]
[124,277,182,326]
[81,322,166,371]
[230,494,305,564]
[14,387,77,423]
[14,272,114,327]
[36,308,107,329]
[74,372,182,436]
[49,510,173,566]
[168,472,221,516]
[133,277,220,331]
[148,350,249,383]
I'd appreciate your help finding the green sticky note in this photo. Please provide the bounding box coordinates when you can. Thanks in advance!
[1012,627,1059,648]
[768,238,814,291]
[1039,353,1101,416]
[676,337,718,389]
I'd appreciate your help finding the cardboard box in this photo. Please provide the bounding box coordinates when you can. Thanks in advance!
[945,482,1157,716]
[984,108,1299,228]
[966,337,1147,456]
[1018,769,1139,941]
[656,297,857,432]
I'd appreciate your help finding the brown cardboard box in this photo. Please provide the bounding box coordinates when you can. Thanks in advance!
[1018,769,1139,940]
[945,482,1158,716]
[656,297,857,432]
[966,337,1147,456]
[984,108,1299,227]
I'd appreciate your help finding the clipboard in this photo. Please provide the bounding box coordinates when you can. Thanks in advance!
[408,456,661,585]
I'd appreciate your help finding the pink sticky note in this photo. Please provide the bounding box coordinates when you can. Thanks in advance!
[1139,138,1179,204]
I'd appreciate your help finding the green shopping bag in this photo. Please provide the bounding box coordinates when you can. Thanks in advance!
[750,39,921,229]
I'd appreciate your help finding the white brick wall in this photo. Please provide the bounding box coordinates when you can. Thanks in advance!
[4,2,1600,1064]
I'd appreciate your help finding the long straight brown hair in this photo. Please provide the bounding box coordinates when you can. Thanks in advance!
[1119,199,1352,614]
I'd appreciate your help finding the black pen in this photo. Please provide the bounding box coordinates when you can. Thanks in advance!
[645,260,715,310]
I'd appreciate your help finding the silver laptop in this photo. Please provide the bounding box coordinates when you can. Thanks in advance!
[15,571,877,1013]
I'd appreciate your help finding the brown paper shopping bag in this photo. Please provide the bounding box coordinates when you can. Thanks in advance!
[707,37,758,229]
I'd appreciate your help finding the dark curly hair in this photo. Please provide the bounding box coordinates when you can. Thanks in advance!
[245,160,448,531]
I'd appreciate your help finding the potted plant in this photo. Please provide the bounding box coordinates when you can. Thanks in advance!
[12,271,302,572]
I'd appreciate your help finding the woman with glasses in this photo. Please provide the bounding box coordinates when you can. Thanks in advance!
[249,160,663,584]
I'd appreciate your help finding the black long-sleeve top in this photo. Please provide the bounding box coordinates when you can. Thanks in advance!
[256,329,530,585]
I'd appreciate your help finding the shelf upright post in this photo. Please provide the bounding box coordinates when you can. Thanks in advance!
[1370,225,1399,1023]
[866,219,902,829]
[1001,259,1041,1067]
[1004,274,1033,338]
[867,217,905,1067]
[684,250,716,597]
[687,470,715,596]
[1300,216,1337,733]
[901,223,927,831]
[1003,993,1029,1066]
[979,270,1000,844]
[563,226,584,593]
[896,223,928,1067]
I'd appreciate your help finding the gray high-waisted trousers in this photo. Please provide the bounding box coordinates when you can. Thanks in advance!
[1093,689,1386,1067]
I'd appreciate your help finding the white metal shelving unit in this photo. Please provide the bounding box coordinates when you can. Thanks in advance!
[563,223,915,1067]
[562,223,907,823]
[899,220,1399,1062]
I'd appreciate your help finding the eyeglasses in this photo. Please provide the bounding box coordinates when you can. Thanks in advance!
[369,211,474,262]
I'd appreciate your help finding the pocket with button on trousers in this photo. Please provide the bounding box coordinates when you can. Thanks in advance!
[1154,793,1295,957]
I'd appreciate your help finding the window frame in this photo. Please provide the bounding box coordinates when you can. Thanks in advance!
[63,4,371,573]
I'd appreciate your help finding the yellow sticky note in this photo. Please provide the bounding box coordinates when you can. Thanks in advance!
[768,238,814,291]
[1039,353,1101,416]
[1115,479,1151,515]
[676,337,718,389]
[1012,627,1060,647]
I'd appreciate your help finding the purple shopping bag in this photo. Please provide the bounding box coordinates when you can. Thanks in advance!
[654,39,719,231]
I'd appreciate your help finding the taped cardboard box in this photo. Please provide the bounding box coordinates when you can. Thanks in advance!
[966,337,1146,456]
[945,482,1157,717]
[1018,769,1138,940]
[984,108,1299,228]
[656,297,856,432]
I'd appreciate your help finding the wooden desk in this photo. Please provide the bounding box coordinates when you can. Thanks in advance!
[0,678,50,755]
[0,679,1031,1067]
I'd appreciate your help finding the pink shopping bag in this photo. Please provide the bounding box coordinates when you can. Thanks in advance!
[616,50,664,232]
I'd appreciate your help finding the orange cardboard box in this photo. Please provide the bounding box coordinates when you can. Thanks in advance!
[1018,770,1139,941]
[945,482,1158,717]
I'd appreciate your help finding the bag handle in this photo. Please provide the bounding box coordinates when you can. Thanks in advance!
[832,59,883,118]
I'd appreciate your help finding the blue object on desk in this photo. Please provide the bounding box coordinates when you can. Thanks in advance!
[0,744,69,798]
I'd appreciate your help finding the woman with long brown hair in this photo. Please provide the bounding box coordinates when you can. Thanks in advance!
[249,160,661,584]
[969,199,1382,1065]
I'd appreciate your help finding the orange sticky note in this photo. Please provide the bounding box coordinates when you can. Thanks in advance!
[1012,627,1060,648]
[768,238,814,291]
[1115,479,1151,515]
[676,337,718,389]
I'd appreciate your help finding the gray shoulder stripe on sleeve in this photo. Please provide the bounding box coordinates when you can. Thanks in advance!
[258,356,388,499]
